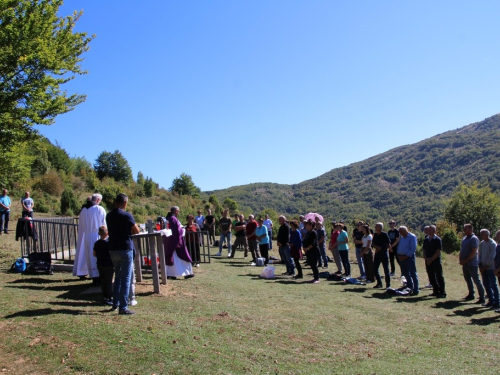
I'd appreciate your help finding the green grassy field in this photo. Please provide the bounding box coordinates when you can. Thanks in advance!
[1,233,499,375]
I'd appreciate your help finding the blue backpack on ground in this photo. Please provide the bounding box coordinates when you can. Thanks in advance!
[11,258,26,273]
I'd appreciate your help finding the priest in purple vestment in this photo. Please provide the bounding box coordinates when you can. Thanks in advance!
[163,206,194,278]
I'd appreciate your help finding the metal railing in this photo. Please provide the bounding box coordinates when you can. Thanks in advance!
[18,217,78,261]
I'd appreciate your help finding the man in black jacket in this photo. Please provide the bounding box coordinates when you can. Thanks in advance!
[277,216,294,276]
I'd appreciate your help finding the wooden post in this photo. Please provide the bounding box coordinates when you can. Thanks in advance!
[132,237,143,282]
[146,220,160,294]
[157,235,167,285]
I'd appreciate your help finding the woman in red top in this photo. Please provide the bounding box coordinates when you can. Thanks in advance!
[185,215,201,266]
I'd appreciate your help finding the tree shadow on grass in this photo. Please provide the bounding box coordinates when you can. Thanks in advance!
[4,308,101,319]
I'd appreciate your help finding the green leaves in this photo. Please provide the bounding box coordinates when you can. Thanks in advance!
[0,0,94,187]
[170,173,201,197]
[444,182,500,234]
[94,150,133,184]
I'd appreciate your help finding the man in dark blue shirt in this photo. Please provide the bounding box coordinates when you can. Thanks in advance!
[423,225,446,298]
[106,193,140,315]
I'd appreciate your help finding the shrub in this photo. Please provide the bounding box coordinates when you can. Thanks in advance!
[60,189,80,216]
[441,228,461,254]
[33,170,64,196]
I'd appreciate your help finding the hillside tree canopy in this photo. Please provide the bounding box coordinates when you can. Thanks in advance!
[444,182,500,234]
[94,150,133,184]
[170,173,200,197]
[0,0,94,186]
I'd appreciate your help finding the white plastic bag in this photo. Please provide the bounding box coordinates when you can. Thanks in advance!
[260,265,275,279]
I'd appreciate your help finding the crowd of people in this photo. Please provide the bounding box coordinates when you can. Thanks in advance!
[7,188,500,316]
[192,209,500,312]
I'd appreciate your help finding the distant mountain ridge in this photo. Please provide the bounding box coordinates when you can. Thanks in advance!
[205,114,500,229]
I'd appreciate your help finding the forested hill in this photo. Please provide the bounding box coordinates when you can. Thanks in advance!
[205,113,500,229]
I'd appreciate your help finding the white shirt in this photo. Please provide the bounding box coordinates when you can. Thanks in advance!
[362,234,372,248]
[263,219,273,231]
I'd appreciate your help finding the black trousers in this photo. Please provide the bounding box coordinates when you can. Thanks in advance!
[374,250,390,287]
[97,264,114,300]
[426,261,445,294]
[339,250,350,276]
[293,256,303,277]
[306,248,320,280]
[389,247,399,274]
[187,242,201,263]
[259,243,269,264]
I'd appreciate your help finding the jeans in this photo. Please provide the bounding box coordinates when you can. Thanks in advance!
[318,246,328,267]
[219,232,231,254]
[109,250,134,311]
[374,250,390,287]
[481,269,499,306]
[426,261,446,295]
[462,265,485,299]
[279,245,295,274]
[0,211,9,233]
[268,230,273,249]
[355,247,365,277]
[339,250,351,276]
[400,256,419,293]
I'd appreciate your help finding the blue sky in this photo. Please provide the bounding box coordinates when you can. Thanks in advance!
[37,1,500,191]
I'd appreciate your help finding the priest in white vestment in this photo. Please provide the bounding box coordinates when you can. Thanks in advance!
[72,194,106,283]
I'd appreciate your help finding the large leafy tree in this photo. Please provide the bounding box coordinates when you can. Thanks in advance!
[94,150,133,184]
[444,182,500,234]
[170,173,200,197]
[0,0,94,186]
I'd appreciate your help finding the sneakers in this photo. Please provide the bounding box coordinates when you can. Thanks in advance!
[227,253,232,258]
[475,298,486,304]
[310,279,320,284]
[109,305,118,312]
[425,284,433,289]
[214,252,222,257]
[481,301,492,307]
[437,293,447,298]
[250,262,256,266]
[103,298,113,306]
[129,299,138,306]
[119,308,135,315]
[373,284,383,289]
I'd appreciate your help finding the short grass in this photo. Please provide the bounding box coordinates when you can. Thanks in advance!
[1,234,499,375]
